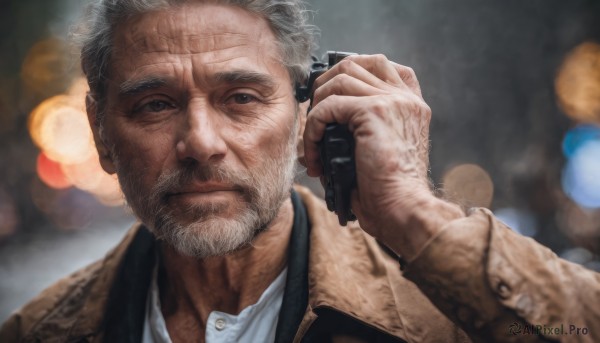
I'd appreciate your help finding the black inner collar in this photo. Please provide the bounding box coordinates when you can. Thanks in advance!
[274,190,310,343]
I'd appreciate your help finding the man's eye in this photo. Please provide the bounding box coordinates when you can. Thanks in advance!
[147,100,171,112]
[230,93,257,105]
[136,100,174,113]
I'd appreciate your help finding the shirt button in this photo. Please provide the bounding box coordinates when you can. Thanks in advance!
[215,318,226,331]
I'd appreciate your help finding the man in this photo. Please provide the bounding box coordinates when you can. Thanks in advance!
[1,0,599,342]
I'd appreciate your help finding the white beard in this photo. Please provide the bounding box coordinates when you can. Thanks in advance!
[113,117,299,258]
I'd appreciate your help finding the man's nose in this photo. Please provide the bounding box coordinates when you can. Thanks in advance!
[175,103,228,164]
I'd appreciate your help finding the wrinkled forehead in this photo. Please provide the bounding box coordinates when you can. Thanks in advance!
[110,3,284,75]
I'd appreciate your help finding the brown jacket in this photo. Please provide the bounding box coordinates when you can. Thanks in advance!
[1,186,599,342]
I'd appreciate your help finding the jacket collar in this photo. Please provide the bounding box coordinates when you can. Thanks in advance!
[294,186,409,342]
[70,225,148,342]
[20,223,145,342]
[37,185,422,342]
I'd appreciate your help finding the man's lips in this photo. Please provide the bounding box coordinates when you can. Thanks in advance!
[166,182,242,197]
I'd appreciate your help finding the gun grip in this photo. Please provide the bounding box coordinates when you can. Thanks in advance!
[320,124,357,226]
[296,51,359,226]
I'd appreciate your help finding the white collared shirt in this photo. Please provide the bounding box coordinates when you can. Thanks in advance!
[142,265,287,343]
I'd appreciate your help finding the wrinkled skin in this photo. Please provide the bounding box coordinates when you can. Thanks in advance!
[86,3,300,340]
[88,3,300,256]
[303,55,465,260]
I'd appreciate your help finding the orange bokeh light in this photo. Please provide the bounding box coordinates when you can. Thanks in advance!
[62,152,124,207]
[94,180,125,207]
[30,78,124,208]
[29,94,94,165]
[555,41,600,124]
[61,152,106,192]
[442,163,494,208]
[36,152,72,189]
[20,38,71,99]
[67,77,90,99]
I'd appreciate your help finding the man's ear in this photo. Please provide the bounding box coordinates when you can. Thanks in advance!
[296,100,309,167]
[86,94,117,174]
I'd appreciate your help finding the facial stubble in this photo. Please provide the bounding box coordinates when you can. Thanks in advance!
[112,115,299,259]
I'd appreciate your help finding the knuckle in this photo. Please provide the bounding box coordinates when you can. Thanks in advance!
[420,101,432,119]
[387,93,430,118]
[313,84,325,103]
[409,97,431,119]
[336,58,355,73]
[405,96,422,112]
[322,93,341,105]
[372,53,389,64]
[332,73,351,89]
[404,66,416,78]
[314,74,352,101]
[369,97,390,117]
[345,54,361,62]
[313,93,338,112]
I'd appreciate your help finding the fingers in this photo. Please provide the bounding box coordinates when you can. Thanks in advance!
[314,54,403,91]
[391,62,422,98]
[302,54,427,176]
[312,73,386,107]
[312,54,423,100]
[303,95,373,176]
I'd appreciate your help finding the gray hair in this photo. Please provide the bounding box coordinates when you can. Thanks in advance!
[77,0,318,122]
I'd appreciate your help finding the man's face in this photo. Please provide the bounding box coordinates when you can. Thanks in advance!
[94,3,299,257]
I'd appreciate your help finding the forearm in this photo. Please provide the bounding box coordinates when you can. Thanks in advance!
[379,195,465,261]
[392,207,600,342]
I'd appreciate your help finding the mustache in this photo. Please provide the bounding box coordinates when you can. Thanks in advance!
[150,162,254,200]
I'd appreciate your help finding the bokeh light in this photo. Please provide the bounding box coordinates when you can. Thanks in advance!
[28,78,124,208]
[28,94,94,165]
[442,163,494,208]
[561,247,600,272]
[93,180,125,207]
[36,152,72,189]
[555,41,600,124]
[494,207,538,237]
[561,139,600,208]
[61,152,124,206]
[66,77,90,99]
[562,124,600,158]
[20,38,72,99]
[561,247,594,265]
[556,194,600,253]
[61,153,105,192]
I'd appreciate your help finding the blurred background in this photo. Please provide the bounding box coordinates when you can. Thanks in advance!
[1,0,599,322]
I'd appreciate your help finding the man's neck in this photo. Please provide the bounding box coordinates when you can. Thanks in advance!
[157,197,294,341]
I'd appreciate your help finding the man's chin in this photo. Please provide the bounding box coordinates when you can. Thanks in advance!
[150,213,265,259]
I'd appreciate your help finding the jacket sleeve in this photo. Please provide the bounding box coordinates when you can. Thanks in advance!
[402,208,600,343]
[0,257,109,343]
[0,313,23,343]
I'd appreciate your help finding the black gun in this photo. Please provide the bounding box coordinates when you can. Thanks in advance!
[296,51,357,226]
